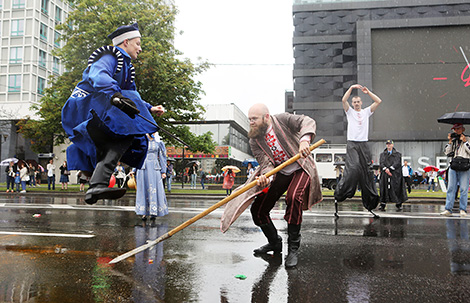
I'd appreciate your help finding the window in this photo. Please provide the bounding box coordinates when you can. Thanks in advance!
[8,75,21,92]
[11,19,24,36]
[53,57,60,73]
[38,77,46,94]
[41,0,49,14]
[12,0,25,9]
[54,31,60,47]
[40,23,47,41]
[39,50,46,67]
[315,153,333,163]
[10,47,23,64]
[334,154,346,163]
[55,6,62,22]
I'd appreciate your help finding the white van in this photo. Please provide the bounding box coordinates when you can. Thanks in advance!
[311,144,347,190]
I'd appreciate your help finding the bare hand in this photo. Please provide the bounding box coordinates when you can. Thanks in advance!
[162,173,166,179]
[256,175,270,187]
[361,86,370,95]
[351,84,363,90]
[151,105,165,117]
[385,168,392,177]
[299,141,310,158]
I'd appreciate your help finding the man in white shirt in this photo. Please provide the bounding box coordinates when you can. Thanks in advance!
[334,84,382,216]
[402,160,412,194]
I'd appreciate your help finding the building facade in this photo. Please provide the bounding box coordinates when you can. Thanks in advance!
[291,0,470,171]
[0,0,71,180]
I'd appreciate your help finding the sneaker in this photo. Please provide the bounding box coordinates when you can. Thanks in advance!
[440,210,452,216]
[460,210,467,217]
[20,190,26,193]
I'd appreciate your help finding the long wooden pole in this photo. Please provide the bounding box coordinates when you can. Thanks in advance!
[109,139,326,264]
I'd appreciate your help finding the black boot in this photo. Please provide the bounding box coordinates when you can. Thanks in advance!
[253,222,282,255]
[85,148,126,204]
[285,224,301,268]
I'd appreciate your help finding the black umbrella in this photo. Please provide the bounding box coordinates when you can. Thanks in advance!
[437,112,470,125]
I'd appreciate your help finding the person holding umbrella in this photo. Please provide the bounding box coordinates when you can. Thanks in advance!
[222,166,238,196]
[441,123,470,217]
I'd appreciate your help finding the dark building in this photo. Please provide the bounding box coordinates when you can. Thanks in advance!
[291,0,470,147]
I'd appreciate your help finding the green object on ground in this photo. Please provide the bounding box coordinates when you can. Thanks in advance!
[235,274,247,280]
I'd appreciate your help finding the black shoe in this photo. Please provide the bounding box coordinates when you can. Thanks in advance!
[254,236,283,255]
[396,204,403,211]
[85,186,126,204]
[378,204,386,211]
[285,250,299,268]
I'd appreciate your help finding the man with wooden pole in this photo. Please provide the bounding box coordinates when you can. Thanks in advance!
[221,103,323,268]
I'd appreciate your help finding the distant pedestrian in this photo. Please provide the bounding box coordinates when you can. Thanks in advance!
[28,163,36,187]
[19,162,29,193]
[222,169,235,196]
[427,169,437,192]
[115,162,126,188]
[59,161,70,190]
[190,163,198,189]
[166,160,174,192]
[247,163,255,180]
[5,161,16,193]
[200,170,207,190]
[78,170,90,192]
[402,160,413,194]
[47,159,56,190]
[14,171,21,192]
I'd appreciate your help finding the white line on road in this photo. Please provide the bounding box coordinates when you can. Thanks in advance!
[0,231,95,238]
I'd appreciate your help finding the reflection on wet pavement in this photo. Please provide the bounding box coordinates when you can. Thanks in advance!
[0,195,470,302]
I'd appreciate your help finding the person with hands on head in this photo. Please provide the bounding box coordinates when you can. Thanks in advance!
[441,123,470,217]
[61,23,164,205]
[334,84,382,215]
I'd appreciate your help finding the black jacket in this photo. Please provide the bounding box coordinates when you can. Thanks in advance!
[379,147,408,203]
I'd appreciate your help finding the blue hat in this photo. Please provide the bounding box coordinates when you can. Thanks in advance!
[108,23,141,46]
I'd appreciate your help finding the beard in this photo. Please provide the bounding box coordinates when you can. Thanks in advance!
[248,120,269,139]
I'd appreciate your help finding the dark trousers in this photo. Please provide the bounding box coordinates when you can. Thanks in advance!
[404,176,412,193]
[48,175,55,190]
[6,176,14,190]
[334,141,379,210]
[250,169,310,226]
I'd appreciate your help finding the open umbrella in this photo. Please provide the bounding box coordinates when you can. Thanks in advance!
[186,160,200,167]
[242,159,259,167]
[221,165,240,173]
[437,112,470,125]
[0,158,18,166]
[423,165,439,172]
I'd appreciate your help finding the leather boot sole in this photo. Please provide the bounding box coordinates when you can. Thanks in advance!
[85,187,127,205]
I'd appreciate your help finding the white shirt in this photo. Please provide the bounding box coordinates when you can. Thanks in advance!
[402,165,410,177]
[47,163,55,177]
[346,106,373,141]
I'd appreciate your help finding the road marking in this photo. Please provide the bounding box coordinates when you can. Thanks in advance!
[0,231,95,238]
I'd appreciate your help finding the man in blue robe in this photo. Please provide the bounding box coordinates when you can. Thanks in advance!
[62,23,164,204]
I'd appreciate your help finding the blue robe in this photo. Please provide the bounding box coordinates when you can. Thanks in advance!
[135,139,168,217]
[61,46,158,172]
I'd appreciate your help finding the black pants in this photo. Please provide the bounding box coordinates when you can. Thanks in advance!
[334,141,379,210]
[404,176,412,193]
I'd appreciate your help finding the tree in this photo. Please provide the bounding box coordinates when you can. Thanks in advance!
[18,0,215,154]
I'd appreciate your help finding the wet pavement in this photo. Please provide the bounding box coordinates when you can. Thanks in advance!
[0,194,470,302]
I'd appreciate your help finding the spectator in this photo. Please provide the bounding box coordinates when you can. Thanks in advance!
[402,160,413,194]
[47,159,56,190]
[78,170,90,192]
[5,161,16,193]
[19,162,29,193]
[247,162,255,180]
[223,168,235,196]
[28,163,36,187]
[14,171,21,192]
[190,163,198,189]
[114,161,126,188]
[427,169,438,192]
[166,160,174,193]
[200,170,207,190]
[36,166,42,186]
[59,161,70,190]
